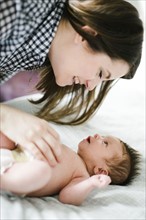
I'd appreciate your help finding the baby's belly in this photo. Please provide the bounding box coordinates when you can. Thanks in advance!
[28,162,74,197]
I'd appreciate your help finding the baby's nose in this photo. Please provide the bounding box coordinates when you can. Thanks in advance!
[94,134,103,139]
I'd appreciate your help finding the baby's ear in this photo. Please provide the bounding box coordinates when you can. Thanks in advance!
[94,166,109,175]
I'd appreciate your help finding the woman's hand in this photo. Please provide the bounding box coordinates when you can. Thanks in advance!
[0,104,61,166]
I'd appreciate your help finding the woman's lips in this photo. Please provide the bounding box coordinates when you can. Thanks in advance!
[73,76,80,84]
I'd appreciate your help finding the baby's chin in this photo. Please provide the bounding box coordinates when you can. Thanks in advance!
[78,140,85,149]
[78,141,82,147]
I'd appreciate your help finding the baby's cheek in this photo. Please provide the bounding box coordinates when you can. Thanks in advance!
[0,132,15,149]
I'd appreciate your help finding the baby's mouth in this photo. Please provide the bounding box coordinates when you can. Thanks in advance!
[86,136,91,143]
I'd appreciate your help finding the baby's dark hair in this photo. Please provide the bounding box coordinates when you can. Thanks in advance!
[106,141,141,185]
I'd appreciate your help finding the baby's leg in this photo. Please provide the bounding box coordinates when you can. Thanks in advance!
[0,160,51,195]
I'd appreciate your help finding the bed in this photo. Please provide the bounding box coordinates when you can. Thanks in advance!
[1,2,145,220]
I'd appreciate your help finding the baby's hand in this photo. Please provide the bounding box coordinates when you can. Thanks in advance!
[91,174,111,189]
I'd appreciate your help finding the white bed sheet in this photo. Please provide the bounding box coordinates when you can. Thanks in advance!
[1,3,145,219]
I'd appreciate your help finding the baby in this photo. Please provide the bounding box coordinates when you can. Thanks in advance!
[0,131,141,205]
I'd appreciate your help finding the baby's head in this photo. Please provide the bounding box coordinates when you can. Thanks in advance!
[105,141,141,185]
[78,134,141,185]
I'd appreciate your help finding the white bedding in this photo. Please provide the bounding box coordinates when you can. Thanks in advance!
[1,2,145,219]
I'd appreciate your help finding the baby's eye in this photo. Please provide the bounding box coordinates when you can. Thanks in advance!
[103,141,108,146]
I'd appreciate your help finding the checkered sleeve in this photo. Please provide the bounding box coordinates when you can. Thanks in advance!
[0,0,66,84]
[0,0,17,41]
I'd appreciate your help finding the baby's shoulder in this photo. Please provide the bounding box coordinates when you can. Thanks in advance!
[73,156,90,179]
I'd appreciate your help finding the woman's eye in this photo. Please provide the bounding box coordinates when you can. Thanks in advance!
[99,70,103,78]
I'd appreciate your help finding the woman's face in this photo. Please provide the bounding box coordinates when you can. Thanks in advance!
[49,22,130,91]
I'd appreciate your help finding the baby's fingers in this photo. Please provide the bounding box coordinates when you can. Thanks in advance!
[97,175,111,187]
[92,174,111,188]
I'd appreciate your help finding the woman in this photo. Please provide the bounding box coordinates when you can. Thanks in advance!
[0,0,143,165]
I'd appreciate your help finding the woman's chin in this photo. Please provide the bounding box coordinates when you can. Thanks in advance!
[56,80,73,87]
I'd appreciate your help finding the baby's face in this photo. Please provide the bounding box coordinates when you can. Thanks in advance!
[77,134,124,175]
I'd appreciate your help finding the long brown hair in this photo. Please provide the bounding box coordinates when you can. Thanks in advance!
[32,0,143,125]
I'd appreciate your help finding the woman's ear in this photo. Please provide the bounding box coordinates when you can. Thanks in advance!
[74,25,97,44]
[94,166,109,175]
[82,25,97,36]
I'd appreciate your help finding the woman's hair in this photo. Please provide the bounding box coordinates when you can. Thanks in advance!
[32,0,143,125]
[106,141,141,185]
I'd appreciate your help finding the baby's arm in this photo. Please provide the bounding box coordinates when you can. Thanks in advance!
[59,174,111,205]
[0,160,51,195]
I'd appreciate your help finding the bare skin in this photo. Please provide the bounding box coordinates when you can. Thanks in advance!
[0,132,126,205]
[0,105,61,166]
[1,142,111,206]
[49,20,130,90]
[0,144,87,196]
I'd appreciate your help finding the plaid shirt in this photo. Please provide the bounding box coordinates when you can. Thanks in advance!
[0,0,66,84]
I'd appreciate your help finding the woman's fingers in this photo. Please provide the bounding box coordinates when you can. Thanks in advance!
[44,131,62,161]
[35,120,62,163]
[1,104,62,166]
[31,122,62,164]
[22,124,62,166]
[47,124,60,140]
[32,138,60,166]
